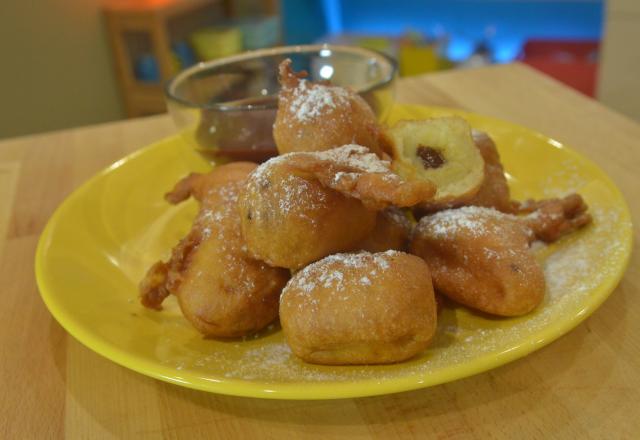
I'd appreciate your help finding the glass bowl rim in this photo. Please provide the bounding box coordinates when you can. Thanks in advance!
[164,44,398,112]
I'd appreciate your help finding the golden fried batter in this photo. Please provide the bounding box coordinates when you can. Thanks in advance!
[282,145,436,210]
[238,152,377,270]
[273,59,387,157]
[280,251,437,365]
[140,163,290,338]
[518,193,592,242]
[356,208,412,253]
[464,129,514,212]
[165,162,258,206]
[238,145,435,269]
[413,130,593,235]
[410,198,590,317]
[410,207,544,316]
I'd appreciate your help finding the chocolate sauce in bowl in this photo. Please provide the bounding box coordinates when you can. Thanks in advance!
[194,95,279,163]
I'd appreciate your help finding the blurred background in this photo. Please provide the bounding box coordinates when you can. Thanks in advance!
[0,0,637,139]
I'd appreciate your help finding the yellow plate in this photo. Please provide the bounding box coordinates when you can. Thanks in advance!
[35,104,632,399]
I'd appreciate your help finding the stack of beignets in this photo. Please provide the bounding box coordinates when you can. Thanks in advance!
[140,58,593,366]
[238,144,435,270]
[139,163,290,338]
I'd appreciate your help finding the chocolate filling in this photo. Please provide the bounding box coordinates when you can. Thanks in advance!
[416,145,445,169]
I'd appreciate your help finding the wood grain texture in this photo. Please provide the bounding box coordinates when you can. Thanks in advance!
[0,162,19,246]
[1,64,638,439]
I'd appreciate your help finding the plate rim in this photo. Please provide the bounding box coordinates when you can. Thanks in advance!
[35,104,634,400]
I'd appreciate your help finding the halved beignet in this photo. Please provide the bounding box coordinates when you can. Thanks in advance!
[388,117,485,205]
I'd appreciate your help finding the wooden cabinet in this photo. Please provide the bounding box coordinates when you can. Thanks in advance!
[104,0,231,117]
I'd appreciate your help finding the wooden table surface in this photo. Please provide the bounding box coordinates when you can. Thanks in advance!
[1,63,638,439]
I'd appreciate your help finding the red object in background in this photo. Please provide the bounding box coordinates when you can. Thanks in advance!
[103,0,201,12]
[520,40,599,97]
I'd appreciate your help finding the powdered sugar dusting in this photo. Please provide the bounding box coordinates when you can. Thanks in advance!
[248,145,389,190]
[153,199,629,384]
[312,144,390,173]
[418,206,517,239]
[245,156,328,226]
[245,145,393,226]
[149,140,630,387]
[278,175,328,222]
[247,154,287,190]
[289,79,350,122]
[282,250,401,299]
[383,207,412,231]
[543,207,628,300]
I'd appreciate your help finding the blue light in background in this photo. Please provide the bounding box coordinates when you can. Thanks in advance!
[492,39,524,63]
[281,0,329,45]
[446,38,474,62]
[298,0,605,63]
[321,0,343,35]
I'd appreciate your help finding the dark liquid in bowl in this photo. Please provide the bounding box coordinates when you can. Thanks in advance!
[191,76,392,164]
[196,142,279,163]
[171,48,395,164]
[195,96,279,163]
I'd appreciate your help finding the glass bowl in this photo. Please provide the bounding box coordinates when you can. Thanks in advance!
[165,44,397,163]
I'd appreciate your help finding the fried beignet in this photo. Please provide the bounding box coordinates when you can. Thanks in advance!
[413,130,593,232]
[141,163,257,310]
[273,59,387,157]
[519,193,592,242]
[280,251,437,365]
[356,208,412,253]
[165,161,259,206]
[238,145,436,269]
[413,130,514,216]
[238,152,376,270]
[467,130,514,213]
[280,145,436,210]
[387,117,485,207]
[411,200,590,316]
[140,164,290,338]
[410,207,544,316]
